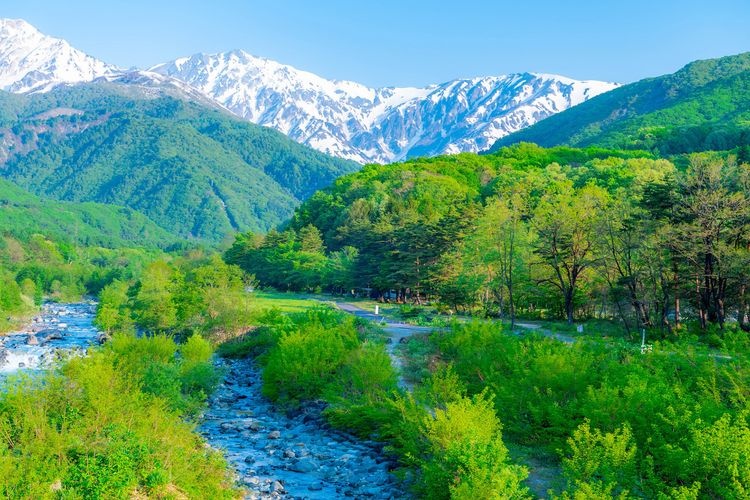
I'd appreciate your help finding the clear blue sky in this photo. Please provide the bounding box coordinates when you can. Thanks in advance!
[3,0,749,87]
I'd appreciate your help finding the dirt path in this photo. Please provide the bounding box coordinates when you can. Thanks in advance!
[334,302,435,389]
[513,322,576,344]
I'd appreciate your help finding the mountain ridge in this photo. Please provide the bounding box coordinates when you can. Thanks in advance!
[150,50,618,163]
[0,18,618,163]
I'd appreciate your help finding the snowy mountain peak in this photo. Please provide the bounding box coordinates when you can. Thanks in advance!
[0,17,120,93]
[0,19,620,163]
[151,51,619,163]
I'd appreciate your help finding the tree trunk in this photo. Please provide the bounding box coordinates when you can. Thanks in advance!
[740,284,750,332]
[565,288,575,324]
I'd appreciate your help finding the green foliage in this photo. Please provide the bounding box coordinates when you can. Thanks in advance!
[561,421,637,497]
[0,178,179,249]
[492,52,750,155]
[0,84,358,241]
[419,391,529,499]
[432,320,750,498]
[261,307,360,404]
[0,334,234,498]
[97,253,255,338]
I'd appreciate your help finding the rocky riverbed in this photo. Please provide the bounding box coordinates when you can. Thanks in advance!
[0,301,100,376]
[201,358,405,499]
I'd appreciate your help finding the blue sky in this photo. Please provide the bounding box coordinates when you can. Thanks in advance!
[3,0,749,87]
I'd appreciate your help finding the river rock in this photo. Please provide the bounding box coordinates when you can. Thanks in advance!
[199,358,404,499]
[288,457,319,473]
[219,422,237,433]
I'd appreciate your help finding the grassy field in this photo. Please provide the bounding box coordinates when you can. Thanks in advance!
[250,290,330,313]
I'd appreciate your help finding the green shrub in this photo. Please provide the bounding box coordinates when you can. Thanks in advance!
[323,341,399,435]
[262,318,358,404]
[419,391,529,499]
[561,421,637,497]
[0,335,234,498]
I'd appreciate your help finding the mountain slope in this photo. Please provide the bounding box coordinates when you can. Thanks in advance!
[151,50,618,163]
[0,18,119,93]
[490,52,750,154]
[0,18,618,164]
[0,82,358,241]
[0,177,178,248]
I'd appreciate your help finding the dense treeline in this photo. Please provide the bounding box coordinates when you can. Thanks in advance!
[227,144,750,337]
[0,232,157,331]
[96,252,255,340]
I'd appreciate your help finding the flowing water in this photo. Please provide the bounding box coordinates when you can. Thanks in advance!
[0,302,405,498]
[201,358,404,499]
[0,301,100,377]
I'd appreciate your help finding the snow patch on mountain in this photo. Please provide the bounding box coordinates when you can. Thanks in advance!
[0,18,119,93]
[151,51,618,163]
[0,18,620,163]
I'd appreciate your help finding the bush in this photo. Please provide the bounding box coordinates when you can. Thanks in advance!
[561,421,637,497]
[0,335,234,498]
[261,308,359,404]
[324,341,399,435]
[419,391,529,499]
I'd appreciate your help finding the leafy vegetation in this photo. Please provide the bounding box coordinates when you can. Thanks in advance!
[0,82,358,241]
[492,52,750,155]
[96,252,255,341]
[429,321,750,498]
[0,178,179,249]
[219,306,529,497]
[0,333,234,498]
[227,143,750,342]
[0,232,158,332]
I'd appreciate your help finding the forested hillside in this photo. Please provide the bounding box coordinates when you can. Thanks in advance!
[0,82,358,241]
[0,178,179,248]
[227,143,750,334]
[491,52,750,156]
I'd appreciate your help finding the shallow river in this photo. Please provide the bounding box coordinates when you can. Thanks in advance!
[0,301,100,376]
[201,358,404,499]
[1,303,404,499]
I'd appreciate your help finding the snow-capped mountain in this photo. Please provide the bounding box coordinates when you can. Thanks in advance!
[0,18,619,163]
[0,18,120,93]
[151,50,619,163]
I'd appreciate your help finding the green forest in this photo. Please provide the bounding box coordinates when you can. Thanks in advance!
[3,50,750,499]
[227,143,750,339]
[0,83,357,241]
